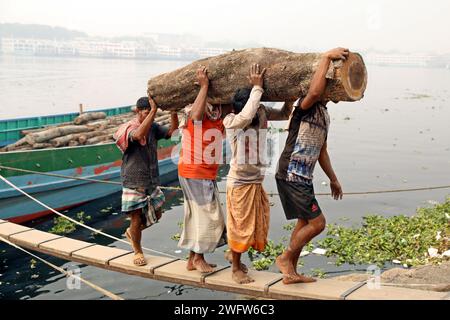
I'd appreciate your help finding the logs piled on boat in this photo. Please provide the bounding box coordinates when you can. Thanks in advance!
[0,110,172,152]
[147,47,368,110]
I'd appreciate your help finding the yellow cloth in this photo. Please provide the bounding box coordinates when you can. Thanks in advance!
[226,183,270,253]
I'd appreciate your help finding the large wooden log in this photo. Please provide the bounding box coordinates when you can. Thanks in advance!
[26,126,92,144]
[74,112,107,125]
[147,48,367,110]
[85,134,114,145]
[78,128,116,145]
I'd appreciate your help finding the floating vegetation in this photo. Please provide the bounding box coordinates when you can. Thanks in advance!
[100,206,113,213]
[50,217,76,235]
[30,259,37,269]
[171,221,184,242]
[164,200,449,273]
[49,211,91,235]
[248,235,314,271]
[310,268,326,278]
[76,211,91,224]
[317,197,450,267]
[248,240,285,271]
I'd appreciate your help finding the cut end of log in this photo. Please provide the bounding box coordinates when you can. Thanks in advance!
[339,52,368,101]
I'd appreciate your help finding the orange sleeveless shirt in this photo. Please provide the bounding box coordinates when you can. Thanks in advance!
[178,116,224,180]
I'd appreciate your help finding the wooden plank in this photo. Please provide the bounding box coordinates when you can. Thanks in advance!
[345,284,449,300]
[39,237,96,256]
[109,253,175,275]
[72,245,130,267]
[2,221,445,300]
[9,229,62,248]
[0,222,31,239]
[204,268,282,298]
[269,279,360,300]
[153,260,206,285]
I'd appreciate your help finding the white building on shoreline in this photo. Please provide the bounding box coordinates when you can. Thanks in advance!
[0,37,229,60]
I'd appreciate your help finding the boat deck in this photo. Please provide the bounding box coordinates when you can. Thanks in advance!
[0,219,448,300]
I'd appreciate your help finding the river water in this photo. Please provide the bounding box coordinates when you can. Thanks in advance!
[0,54,449,300]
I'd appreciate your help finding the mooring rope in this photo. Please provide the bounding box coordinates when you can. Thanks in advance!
[0,236,124,300]
[0,174,181,260]
[0,165,181,191]
[1,164,450,196]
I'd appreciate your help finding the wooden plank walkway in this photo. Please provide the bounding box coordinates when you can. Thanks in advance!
[0,219,448,300]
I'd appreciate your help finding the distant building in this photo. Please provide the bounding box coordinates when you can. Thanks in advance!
[0,36,231,60]
[5,36,446,68]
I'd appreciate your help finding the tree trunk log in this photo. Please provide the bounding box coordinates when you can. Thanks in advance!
[74,112,107,125]
[85,134,114,145]
[26,125,92,144]
[147,48,367,110]
[78,128,116,145]
[31,143,53,149]
[1,136,28,151]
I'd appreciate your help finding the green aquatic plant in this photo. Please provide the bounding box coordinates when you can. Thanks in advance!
[49,211,91,235]
[76,211,91,224]
[310,268,326,278]
[317,197,450,267]
[100,206,113,213]
[283,222,295,231]
[50,217,76,235]
[171,221,184,242]
[252,257,274,271]
[30,259,37,269]
[248,240,286,270]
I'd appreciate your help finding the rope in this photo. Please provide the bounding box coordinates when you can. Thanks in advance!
[0,236,124,300]
[0,174,180,260]
[0,165,181,191]
[1,164,450,196]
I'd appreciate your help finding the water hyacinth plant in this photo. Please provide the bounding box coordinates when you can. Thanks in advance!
[317,197,450,267]
[248,240,286,271]
[49,211,91,235]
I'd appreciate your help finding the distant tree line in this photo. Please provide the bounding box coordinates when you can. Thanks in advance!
[0,23,88,40]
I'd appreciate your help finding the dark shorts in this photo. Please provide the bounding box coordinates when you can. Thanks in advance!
[276,178,322,221]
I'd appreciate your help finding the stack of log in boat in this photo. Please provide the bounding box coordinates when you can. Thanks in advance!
[0,110,172,152]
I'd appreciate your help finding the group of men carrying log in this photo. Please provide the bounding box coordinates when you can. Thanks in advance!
[114,47,348,285]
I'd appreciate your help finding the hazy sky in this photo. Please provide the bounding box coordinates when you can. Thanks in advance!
[1,0,449,53]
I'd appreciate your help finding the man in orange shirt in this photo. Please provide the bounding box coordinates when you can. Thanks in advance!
[177,66,233,273]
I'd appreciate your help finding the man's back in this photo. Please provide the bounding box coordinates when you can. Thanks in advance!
[276,103,330,182]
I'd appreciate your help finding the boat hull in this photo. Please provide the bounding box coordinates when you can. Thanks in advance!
[0,142,180,223]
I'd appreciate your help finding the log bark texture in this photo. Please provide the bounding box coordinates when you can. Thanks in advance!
[26,125,93,144]
[147,48,367,110]
[74,112,107,125]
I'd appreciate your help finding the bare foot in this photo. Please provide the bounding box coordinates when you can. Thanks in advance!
[232,269,255,284]
[186,260,217,271]
[224,250,248,273]
[192,258,215,273]
[275,253,296,276]
[133,252,147,266]
[282,274,317,285]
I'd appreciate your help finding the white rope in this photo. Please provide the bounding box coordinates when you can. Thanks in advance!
[0,236,124,300]
[0,174,180,260]
[1,164,450,195]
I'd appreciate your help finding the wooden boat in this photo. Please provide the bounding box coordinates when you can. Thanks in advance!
[0,106,179,223]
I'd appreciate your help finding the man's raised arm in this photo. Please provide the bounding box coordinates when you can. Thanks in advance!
[190,66,210,121]
[300,47,349,111]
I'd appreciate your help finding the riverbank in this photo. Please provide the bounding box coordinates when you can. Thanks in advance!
[333,261,450,292]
